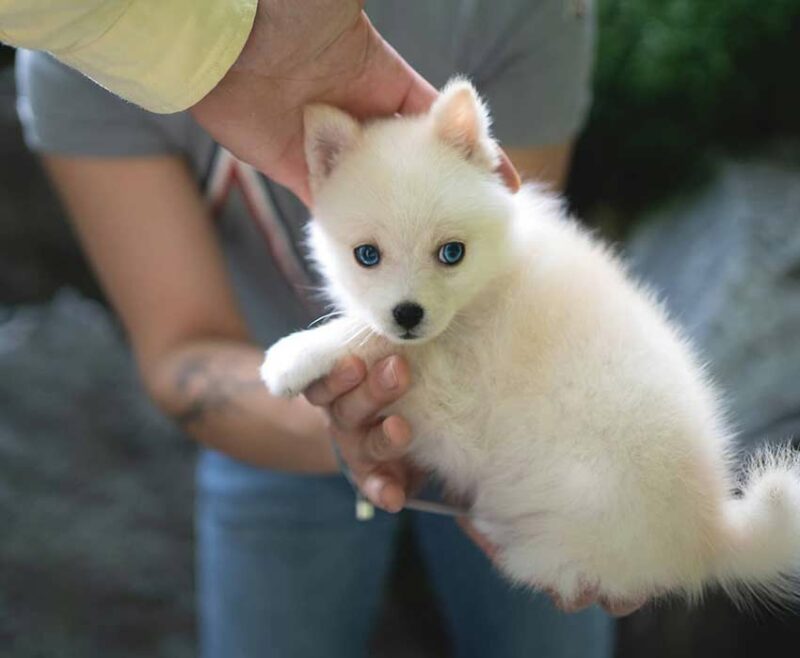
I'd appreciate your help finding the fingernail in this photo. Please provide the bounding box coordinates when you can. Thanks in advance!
[333,359,360,386]
[384,417,410,451]
[363,476,384,503]
[379,358,398,390]
[380,486,404,514]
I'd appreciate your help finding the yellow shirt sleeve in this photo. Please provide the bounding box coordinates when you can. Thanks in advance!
[0,0,258,113]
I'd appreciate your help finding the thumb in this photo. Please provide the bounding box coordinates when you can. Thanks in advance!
[397,69,438,115]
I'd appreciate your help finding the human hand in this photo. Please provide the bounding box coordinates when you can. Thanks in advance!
[457,518,647,617]
[303,354,421,512]
[191,0,519,205]
[304,354,645,615]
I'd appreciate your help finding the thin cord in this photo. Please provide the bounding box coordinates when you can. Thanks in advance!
[329,437,470,520]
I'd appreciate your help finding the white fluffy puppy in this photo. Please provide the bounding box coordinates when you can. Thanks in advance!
[261,79,800,606]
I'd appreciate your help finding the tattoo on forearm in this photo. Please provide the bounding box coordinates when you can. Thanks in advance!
[173,355,263,428]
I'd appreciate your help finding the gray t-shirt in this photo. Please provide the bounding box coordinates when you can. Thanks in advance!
[15,0,595,347]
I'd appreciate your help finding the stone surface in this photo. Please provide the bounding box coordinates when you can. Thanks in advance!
[618,156,800,657]
[629,157,800,447]
[0,291,196,658]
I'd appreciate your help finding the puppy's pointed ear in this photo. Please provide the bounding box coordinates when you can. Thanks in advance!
[430,78,499,170]
[304,104,362,191]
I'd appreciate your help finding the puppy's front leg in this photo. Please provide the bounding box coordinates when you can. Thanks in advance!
[260,317,367,398]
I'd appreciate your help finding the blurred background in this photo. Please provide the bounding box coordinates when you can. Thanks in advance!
[1,0,800,656]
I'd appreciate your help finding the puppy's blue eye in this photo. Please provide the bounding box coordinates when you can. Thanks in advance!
[354,244,381,267]
[438,241,465,266]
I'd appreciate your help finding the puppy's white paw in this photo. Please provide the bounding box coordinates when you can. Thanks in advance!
[260,332,333,397]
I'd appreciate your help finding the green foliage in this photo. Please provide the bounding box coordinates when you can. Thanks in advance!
[569,0,800,224]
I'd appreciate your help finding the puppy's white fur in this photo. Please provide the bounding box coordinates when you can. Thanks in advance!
[261,79,800,606]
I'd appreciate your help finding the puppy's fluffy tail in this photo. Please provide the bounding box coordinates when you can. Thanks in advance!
[715,445,800,608]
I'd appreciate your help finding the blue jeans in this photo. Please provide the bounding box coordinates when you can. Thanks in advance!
[197,449,613,658]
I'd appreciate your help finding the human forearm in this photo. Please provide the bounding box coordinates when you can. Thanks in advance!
[147,338,338,473]
[40,154,336,472]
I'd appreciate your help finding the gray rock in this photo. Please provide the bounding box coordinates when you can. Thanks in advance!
[0,290,195,658]
[629,158,800,448]
[619,157,800,657]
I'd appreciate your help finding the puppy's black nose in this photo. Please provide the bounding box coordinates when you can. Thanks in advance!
[393,302,424,330]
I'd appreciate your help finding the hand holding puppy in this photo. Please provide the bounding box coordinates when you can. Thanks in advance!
[302,355,645,617]
[303,355,421,513]
[193,0,518,205]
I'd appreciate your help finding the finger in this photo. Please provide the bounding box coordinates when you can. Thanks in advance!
[397,68,438,115]
[329,355,409,430]
[360,465,408,513]
[545,588,566,611]
[361,415,413,462]
[600,597,646,618]
[554,598,593,614]
[550,584,600,614]
[393,68,521,194]
[405,466,429,498]
[304,356,366,406]
[497,149,521,192]
[361,16,437,117]
[457,518,499,561]
[340,18,437,119]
